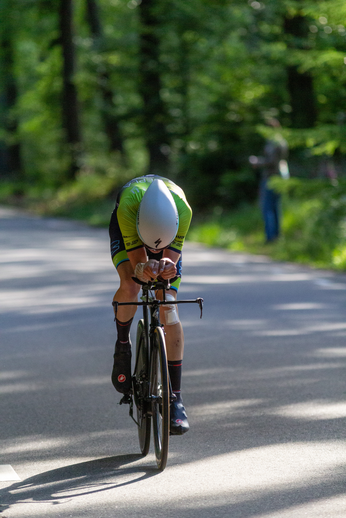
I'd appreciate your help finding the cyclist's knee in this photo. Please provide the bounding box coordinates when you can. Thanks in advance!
[161,293,180,326]
[116,261,140,299]
[118,279,140,299]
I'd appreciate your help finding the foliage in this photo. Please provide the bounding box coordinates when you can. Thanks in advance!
[270,176,346,267]
[1,0,346,227]
[188,178,346,271]
[188,204,264,252]
[32,151,134,222]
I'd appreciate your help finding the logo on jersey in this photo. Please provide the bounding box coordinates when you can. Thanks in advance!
[111,240,120,254]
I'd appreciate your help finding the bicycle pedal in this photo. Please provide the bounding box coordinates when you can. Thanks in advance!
[119,393,132,405]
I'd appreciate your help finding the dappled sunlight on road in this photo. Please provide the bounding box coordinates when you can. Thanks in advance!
[1,284,112,313]
[0,372,109,395]
[183,272,316,284]
[2,210,346,518]
[183,244,272,265]
[272,302,329,310]
[189,399,263,418]
[256,322,346,337]
[267,401,346,421]
[2,314,107,334]
[223,318,269,330]
[1,429,134,457]
[0,212,114,319]
[166,441,346,501]
[184,362,344,386]
[315,347,346,357]
[189,314,346,338]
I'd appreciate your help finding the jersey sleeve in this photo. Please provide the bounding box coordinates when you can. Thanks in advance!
[117,192,143,252]
[168,193,192,253]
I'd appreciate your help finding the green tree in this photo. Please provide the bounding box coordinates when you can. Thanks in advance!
[137,0,171,174]
[59,0,83,179]
[0,0,22,178]
[85,0,127,159]
[2,0,346,204]
[284,10,317,128]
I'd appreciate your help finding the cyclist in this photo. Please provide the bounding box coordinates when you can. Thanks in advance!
[109,175,192,435]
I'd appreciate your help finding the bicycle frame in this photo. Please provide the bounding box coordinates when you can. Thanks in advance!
[113,278,203,400]
[112,278,203,469]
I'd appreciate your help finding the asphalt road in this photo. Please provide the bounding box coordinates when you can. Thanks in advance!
[1,206,346,518]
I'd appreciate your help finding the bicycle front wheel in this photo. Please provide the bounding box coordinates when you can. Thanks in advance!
[133,319,151,456]
[150,326,170,471]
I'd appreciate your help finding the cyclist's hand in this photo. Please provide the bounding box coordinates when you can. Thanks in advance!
[158,258,177,280]
[136,259,177,281]
[142,259,160,280]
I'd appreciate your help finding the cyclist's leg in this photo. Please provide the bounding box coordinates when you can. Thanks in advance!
[111,261,140,393]
[159,288,184,361]
[156,264,189,435]
[113,260,140,321]
[109,206,140,392]
[156,256,184,362]
[154,257,184,363]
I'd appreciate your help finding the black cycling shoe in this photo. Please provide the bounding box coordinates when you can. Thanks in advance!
[111,342,132,394]
[170,400,189,436]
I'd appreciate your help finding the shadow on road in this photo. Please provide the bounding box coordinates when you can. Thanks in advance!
[0,454,158,513]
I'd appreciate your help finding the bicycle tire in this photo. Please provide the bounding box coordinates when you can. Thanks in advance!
[133,319,151,456]
[150,326,170,471]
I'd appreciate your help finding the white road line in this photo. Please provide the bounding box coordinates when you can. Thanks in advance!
[0,465,20,481]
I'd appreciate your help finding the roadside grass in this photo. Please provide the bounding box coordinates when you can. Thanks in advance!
[188,204,265,254]
[0,171,121,227]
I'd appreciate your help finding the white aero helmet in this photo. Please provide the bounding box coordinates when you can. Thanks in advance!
[137,179,179,249]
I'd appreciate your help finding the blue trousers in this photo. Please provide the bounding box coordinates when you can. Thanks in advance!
[260,179,280,242]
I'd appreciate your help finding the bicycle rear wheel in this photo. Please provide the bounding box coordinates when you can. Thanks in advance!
[150,326,170,471]
[133,319,151,456]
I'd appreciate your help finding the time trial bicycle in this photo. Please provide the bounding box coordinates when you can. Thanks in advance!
[112,277,203,471]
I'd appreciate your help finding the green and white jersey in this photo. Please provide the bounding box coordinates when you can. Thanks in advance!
[117,176,192,253]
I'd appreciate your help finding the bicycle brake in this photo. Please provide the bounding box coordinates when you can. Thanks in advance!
[197,297,204,318]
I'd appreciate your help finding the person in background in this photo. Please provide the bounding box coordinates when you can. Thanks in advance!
[249,119,289,243]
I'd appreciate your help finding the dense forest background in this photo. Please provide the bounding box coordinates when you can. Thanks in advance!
[1,0,346,214]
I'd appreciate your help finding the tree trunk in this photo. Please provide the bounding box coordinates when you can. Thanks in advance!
[286,65,317,128]
[85,0,126,158]
[0,2,22,178]
[59,0,83,179]
[284,14,317,128]
[138,0,170,174]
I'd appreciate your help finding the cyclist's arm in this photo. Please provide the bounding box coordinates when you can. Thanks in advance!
[162,248,180,265]
[128,247,157,282]
[128,247,147,271]
[128,247,179,281]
